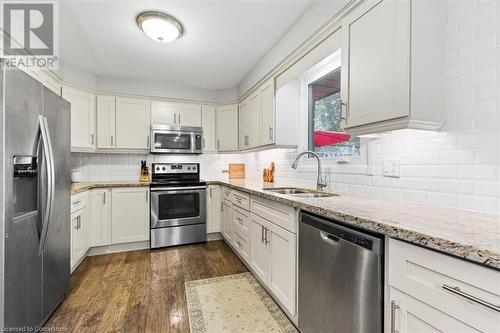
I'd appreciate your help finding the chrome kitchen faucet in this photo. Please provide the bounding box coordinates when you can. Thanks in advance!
[291,151,327,191]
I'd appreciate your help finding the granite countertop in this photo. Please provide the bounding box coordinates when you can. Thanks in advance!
[70,181,150,194]
[208,179,500,269]
[70,178,500,269]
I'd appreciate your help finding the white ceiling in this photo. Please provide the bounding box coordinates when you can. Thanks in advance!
[59,0,314,90]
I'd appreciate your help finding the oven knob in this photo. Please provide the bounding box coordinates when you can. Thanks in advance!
[162,167,166,171]
[187,166,191,170]
[156,167,160,171]
[192,166,197,171]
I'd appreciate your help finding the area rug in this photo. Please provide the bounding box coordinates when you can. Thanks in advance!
[185,272,298,333]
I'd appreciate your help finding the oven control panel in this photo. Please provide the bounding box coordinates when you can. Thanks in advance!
[152,163,199,174]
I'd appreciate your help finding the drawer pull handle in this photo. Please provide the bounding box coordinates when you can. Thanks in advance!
[72,200,82,205]
[442,284,500,312]
[391,301,399,333]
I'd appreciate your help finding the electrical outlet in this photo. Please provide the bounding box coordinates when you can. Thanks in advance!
[383,160,400,178]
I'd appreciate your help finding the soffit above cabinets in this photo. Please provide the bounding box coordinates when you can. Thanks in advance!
[59,1,313,90]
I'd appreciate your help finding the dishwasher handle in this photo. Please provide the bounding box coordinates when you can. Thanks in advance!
[320,231,339,246]
[300,212,383,254]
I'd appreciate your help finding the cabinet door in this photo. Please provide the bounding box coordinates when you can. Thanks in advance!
[206,185,221,233]
[70,209,88,271]
[341,0,410,128]
[111,187,149,244]
[201,105,217,152]
[151,100,177,126]
[177,103,202,127]
[249,213,269,283]
[260,80,275,145]
[238,101,250,149]
[248,93,260,148]
[70,212,82,269]
[268,223,296,315]
[115,97,151,149]
[390,288,482,333]
[221,201,233,242]
[216,105,239,151]
[96,95,116,149]
[62,86,95,151]
[89,189,112,247]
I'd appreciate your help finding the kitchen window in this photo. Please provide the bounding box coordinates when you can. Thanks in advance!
[308,68,360,157]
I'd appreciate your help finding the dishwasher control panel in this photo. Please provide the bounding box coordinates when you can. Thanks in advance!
[330,227,373,251]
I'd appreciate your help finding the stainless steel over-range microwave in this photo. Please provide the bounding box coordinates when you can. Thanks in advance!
[150,126,203,154]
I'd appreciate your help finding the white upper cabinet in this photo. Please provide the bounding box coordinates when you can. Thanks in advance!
[239,93,260,149]
[151,100,201,127]
[151,100,177,126]
[216,104,239,151]
[62,85,96,151]
[238,100,249,149]
[177,103,202,127]
[115,97,151,150]
[341,0,446,135]
[260,80,275,146]
[96,95,116,149]
[201,105,217,152]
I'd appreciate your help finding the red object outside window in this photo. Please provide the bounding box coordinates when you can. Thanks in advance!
[314,131,351,147]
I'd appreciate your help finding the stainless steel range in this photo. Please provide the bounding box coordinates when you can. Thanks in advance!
[150,163,207,248]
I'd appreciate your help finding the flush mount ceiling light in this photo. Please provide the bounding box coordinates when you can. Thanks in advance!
[136,11,183,43]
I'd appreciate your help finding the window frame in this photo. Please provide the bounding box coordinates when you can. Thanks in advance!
[299,49,367,165]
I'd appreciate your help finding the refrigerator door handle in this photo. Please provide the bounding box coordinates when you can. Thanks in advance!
[38,116,55,255]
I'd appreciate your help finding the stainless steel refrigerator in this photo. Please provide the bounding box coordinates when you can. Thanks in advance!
[1,66,70,329]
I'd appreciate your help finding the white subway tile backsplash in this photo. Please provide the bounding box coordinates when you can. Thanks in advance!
[458,195,498,213]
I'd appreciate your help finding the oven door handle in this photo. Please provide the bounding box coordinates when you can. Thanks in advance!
[150,186,207,192]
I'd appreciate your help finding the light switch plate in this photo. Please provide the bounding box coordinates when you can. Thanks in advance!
[383,160,400,178]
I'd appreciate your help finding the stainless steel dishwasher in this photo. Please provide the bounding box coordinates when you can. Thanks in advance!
[298,212,384,333]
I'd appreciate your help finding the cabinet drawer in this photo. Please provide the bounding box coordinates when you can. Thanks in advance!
[233,232,249,262]
[389,239,500,332]
[71,192,88,213]
[250,196,296,233]
[222,187,232,202]
[232,190,250,210]
[232,205,249,237]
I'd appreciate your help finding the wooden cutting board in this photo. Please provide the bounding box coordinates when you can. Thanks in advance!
[228,163,245,179]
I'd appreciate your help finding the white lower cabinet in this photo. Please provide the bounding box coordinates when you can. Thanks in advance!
[206,185,221,233]
[70,210,88,272]
[387,239,500,333]
[221,199,233,242]
[111,187,150,244]
[267,222,296,315]
[249,212,296,315]
[70,192,90,272]
[249,213,269,281]
[70,186,150,273]
[390,287,482,333]
[89,188,112,247]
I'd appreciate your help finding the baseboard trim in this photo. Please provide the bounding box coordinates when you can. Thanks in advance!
[87,241,150,256]
[207,232,223,241]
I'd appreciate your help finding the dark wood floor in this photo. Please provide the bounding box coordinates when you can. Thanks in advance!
[44,240,248,333]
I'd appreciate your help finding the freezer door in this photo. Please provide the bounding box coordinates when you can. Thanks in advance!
[41,86,70,323]
[4,68,44,328]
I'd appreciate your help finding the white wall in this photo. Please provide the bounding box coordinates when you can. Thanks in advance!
[59,61,237,103]
[95,75,237,103]
[237,0,349,97]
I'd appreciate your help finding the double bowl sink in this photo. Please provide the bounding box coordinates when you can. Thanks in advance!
[263,187,337,198]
